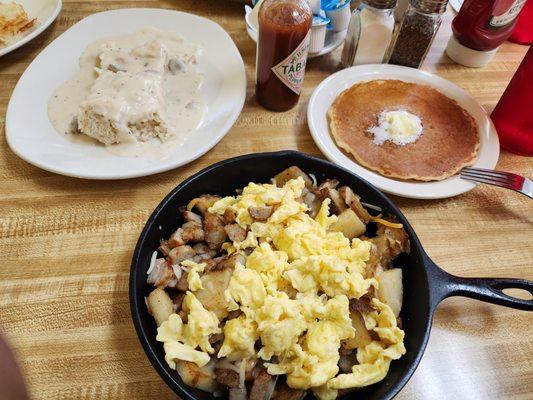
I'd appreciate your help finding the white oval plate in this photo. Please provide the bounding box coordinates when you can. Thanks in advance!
[6,8,246,180]
[0,0,62,57]
[307,64,500,199]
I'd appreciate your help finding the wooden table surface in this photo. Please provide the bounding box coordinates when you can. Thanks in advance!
[0,1,532,399]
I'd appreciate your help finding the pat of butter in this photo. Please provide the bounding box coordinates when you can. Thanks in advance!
[368,110,423,146]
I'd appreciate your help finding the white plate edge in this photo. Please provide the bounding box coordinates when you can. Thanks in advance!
[0,0,62,57]
[5,8,247,180]
[307,64,500,199]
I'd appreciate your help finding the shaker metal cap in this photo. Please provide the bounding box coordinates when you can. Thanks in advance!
[362,0,398,9]
[410,0,448,14]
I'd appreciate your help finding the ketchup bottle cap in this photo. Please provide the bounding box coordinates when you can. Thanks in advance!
[445,35,499,68]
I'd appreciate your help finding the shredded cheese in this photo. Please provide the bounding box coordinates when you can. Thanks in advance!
[371,215,403,229]
[187,198,199,211]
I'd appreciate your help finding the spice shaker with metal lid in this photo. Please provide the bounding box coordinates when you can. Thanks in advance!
[387,0,448,68]
[341,0,397,67]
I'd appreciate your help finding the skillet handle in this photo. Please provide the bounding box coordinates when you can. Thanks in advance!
[427,260,533,311]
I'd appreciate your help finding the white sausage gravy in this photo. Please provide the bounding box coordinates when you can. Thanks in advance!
[48,27,206,158]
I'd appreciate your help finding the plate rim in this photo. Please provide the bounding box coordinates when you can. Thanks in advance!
[244,10,346,58]
[307,64,500,199]
[0,0,62,57]
[5,8,247,180]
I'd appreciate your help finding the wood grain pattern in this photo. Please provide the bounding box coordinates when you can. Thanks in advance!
[0,1,532,399]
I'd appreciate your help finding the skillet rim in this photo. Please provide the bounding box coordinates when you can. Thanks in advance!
[129,150,434,400]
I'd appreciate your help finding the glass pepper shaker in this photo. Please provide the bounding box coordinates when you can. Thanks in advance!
[387,0,448,68]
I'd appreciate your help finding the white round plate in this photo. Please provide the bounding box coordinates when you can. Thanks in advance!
[6,8,246,180]
[307,64,500,199]
[244,7,346,59]
[0,0,62,57]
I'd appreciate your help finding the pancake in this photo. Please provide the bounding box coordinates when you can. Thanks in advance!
[328,79,480,181]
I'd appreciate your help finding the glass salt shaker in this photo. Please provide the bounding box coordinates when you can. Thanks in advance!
[387,0,448,68]
[341,0,397,68]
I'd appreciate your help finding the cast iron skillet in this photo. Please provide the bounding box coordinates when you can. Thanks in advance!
[130,151,533,400]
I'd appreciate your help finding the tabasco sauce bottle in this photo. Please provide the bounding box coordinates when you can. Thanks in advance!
[255,0,312,111]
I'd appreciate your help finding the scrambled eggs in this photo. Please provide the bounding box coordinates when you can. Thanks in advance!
[182,260,206,291]
[157,177,406,398]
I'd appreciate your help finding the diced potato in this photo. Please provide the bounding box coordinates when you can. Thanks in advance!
[302,190,322,218]
[194,267,234,319]
[272,384,306,400]
[216,253,246,271]
[314,180,347,215]
[343,311,372,350]
[274,166,313,188]
[146,288,174,326]
[370,226,410,268]
[338,353,359,373]
[229,388,248,400]
[175,360,220,393]
[189,195,221,215]
[339,186,371,224]
[377,268,403,318]
[330,208,366,239]
[322,188,347,215]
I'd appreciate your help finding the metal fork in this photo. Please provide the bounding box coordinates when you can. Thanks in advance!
[460,167,532,198]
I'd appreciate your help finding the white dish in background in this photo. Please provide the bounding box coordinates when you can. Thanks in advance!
[6,8,246,180]
[245,0,263,30]
[244,5,346,58]
[449,0,464,12]
[0,0,62,57]
[307,64,500,199]
[324,1,351,32]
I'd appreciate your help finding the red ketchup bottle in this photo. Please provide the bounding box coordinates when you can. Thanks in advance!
[445,0,528,67]
[491,46,533,156]
[255,0,312,111]
[509,0,533,45]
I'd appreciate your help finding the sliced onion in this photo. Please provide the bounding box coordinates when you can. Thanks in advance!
[264,377,277,400]
[238,360,246,389]
[146,251,158,275]
[361,202,382,212]
[309,173,318,187]
[171,264,183,280]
